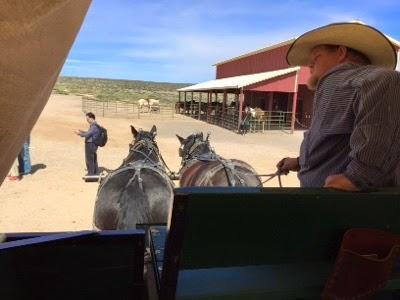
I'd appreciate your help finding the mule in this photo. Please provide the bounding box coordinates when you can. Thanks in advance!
[93,125,174,230]
[176,132,261,187]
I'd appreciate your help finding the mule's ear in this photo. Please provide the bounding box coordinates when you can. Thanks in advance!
[176,134,185,144]
[131,125,138,138]
[150,125,157,136]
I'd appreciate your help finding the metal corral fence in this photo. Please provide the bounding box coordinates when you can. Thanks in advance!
[81,97,186,120]
[178,102,293,132]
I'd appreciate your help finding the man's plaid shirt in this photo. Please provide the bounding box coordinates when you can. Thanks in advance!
[298,63,400,190]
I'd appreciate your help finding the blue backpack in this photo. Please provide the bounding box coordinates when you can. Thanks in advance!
[93,124,108,147]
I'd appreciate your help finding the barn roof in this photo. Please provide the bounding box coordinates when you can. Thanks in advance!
[177,66,300,92]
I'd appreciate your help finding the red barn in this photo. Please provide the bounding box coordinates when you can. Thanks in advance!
[177,37,400,133]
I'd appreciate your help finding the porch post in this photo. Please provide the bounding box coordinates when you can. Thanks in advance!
[238,88,244,131]
[198,92,202,120]
[207,92,210,121]
[268,92,273,111]
[177,92,181,114]
[222,90,227,119]
[290,71,299,134]
[183,92,187,115]
[190,92,194,116]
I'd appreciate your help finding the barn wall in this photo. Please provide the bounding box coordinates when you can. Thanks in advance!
[216,45,291,79]
[244,73,297,93]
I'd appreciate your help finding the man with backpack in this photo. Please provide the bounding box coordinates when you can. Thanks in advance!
[75,112,104,176]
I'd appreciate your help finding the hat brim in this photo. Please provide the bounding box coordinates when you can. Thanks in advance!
[286,22,397,70]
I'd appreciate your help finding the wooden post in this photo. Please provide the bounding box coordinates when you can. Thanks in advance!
[290,71,299,134]
[222,90,227,126]
[190,92,194,116]
[177,91,181,114]
[198,92,202,120]
[268,92,274,111]
[238,89,244,132]
[207,92,211,121]
[183,92,187,115]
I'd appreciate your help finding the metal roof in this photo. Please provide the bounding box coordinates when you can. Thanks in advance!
[177,66,300,92]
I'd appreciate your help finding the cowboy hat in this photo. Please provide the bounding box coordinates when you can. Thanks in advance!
[286,22,397,69]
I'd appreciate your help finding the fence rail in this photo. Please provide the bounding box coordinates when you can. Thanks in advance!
[81,98,186,120]
[177,103,294,132]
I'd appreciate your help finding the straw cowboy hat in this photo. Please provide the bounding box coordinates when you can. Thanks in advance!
[286,22,397,69]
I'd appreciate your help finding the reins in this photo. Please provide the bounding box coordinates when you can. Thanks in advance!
[257,170,283,187]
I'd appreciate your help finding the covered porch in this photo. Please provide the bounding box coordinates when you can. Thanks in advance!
[176,66,313,133]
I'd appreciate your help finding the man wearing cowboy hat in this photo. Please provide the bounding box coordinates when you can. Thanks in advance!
[277,22,400,191]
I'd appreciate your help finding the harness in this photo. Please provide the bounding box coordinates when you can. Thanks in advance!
[180,135,282,187]
[99,137,175,194]
[180,137,252,187]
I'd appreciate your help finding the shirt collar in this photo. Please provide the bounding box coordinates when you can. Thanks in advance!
[317,63,360,88]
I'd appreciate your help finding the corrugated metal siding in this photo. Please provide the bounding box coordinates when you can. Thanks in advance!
[216,45,291,79]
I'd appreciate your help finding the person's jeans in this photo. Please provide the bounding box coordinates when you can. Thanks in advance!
[85,142,98,175]
[18,137,32,175]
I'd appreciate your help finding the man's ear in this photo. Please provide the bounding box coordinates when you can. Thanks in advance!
[337,46,348,63]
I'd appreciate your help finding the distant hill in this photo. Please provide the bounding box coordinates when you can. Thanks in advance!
[53,76,192,104]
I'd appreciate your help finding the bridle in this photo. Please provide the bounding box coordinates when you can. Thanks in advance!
[125,133,176,178]
[179,134,216,165]
[126,136,160,166]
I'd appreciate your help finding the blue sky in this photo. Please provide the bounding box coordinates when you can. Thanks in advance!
[61,0,400,83]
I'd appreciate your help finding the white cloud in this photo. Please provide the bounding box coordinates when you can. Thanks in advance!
[64,1,400,82]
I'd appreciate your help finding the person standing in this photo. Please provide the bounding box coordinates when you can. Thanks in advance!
[7,158,20,181]
[240,106,252,135]
[18,136,32,176]
[76,112,100,176]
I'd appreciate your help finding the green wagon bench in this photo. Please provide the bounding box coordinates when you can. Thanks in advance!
[0,230,145,300]
[148,187,400,300]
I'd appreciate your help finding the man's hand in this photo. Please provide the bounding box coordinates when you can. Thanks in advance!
[324,174,360,191]
[276,157,300,175]
[74,130,82,135]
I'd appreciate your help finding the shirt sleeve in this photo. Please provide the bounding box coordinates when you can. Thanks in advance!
[79,124,96,138]
[344,70,400,190]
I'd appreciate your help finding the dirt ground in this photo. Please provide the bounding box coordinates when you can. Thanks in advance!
[0,95,303,232]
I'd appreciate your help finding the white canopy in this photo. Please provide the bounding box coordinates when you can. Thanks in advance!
[177,67,300,92]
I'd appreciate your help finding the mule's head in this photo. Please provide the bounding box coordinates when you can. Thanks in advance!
[122,125,159,166]
[176,132,213,161]
[131,125,157,144]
